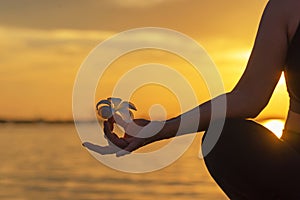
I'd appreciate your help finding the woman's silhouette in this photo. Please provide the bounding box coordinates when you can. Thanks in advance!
[84,0,300,198]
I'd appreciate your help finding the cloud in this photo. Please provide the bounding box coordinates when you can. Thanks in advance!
[0,26,114,43]
[0,26,115,69]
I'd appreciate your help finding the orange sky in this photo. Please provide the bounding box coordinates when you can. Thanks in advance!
[0,0,289,121]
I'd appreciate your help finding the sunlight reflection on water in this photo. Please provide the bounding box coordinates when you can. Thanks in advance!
[0,119,289,199]
[0,123,227,200]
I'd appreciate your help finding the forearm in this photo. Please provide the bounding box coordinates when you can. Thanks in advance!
[149,91,262,142]
[151,95,220,141]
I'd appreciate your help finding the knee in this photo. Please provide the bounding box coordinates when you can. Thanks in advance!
[201,118,250,158]
[202,118,247,139]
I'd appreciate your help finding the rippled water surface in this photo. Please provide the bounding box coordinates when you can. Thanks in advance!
[0,123,227,200]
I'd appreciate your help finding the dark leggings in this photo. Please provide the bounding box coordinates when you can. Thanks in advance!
[201,118,300,199]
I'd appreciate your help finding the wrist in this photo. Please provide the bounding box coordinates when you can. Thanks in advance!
[148,117,180,142]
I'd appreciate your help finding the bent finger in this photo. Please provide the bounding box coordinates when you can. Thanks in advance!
[103,121,128,148]
[107,117,115,130]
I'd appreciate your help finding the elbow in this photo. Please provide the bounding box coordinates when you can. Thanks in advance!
[247,94,270,118]
[247,108,262,119]
[241,99,268,119]
[227,91,268,119]
[252,104,269,118]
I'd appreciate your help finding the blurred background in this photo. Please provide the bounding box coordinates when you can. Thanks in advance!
[0,0,287,199]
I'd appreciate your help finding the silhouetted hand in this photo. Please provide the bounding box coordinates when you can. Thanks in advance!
[83,114,153,157]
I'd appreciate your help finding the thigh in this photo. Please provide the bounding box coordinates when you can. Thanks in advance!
[202,118,300,199]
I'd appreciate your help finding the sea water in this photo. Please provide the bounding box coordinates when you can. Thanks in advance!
[0,123,229,200]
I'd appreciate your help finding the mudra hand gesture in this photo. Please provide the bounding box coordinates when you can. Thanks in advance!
[83,97,165,157]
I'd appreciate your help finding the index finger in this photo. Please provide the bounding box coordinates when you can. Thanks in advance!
[103,121,128,149]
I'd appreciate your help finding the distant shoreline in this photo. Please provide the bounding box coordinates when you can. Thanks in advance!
[0,116,285,125]
[0,119,74,124]
[0,119,100,124]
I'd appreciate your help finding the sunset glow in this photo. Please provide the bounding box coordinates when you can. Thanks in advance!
[262,119,285,138]
[1,0,286,121]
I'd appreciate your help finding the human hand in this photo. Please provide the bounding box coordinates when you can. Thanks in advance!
[83,114,163,157]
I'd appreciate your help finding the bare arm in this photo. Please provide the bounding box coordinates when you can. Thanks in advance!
[152,0,290,140]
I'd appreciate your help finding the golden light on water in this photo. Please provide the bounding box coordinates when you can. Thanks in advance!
[262,119,285,138]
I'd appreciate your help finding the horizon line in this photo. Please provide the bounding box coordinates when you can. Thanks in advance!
[0,116,286,124]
